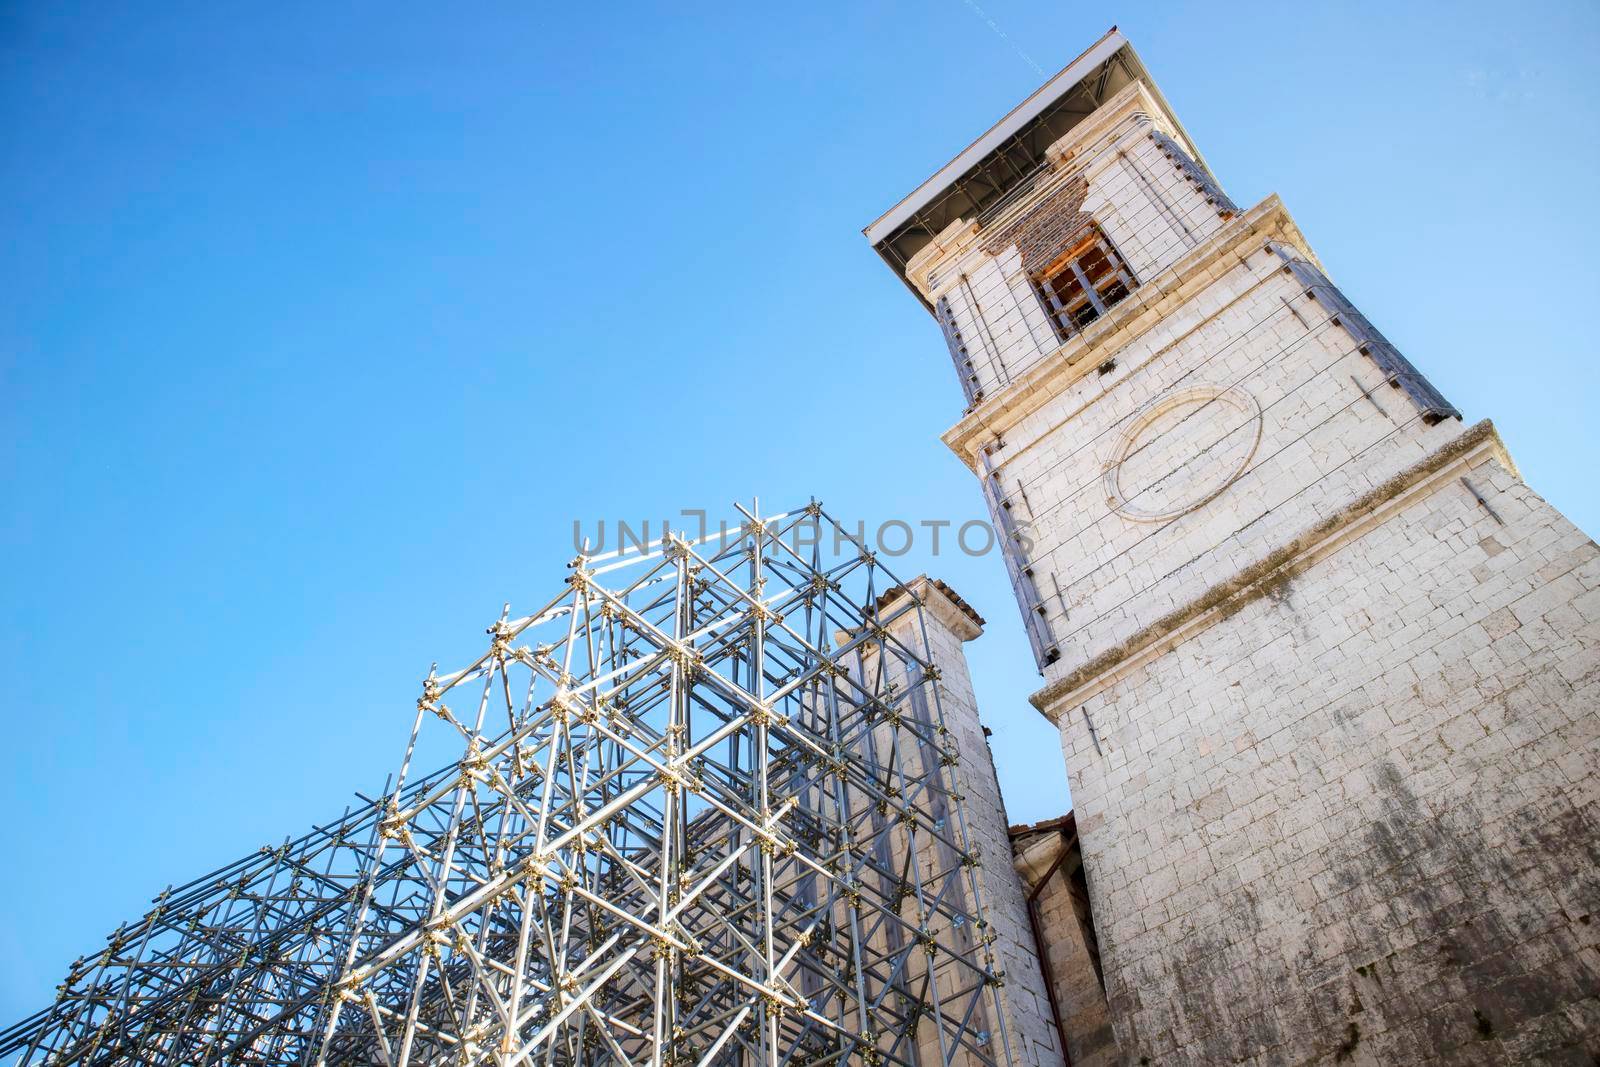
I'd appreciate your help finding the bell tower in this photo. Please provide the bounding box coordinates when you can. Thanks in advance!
[869,29,1600,1065]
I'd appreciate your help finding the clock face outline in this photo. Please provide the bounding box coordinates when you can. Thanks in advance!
[1103,384,1264,523]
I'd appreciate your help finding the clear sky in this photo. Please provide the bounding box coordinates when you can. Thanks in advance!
[2,0,1597,1026]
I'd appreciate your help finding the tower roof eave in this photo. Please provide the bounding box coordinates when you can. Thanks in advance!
[864,29,1216,311]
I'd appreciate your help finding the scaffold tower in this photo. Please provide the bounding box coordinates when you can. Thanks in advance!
[1,503,1015,1067]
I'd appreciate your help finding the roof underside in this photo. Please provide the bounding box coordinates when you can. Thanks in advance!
[866,32,1201,310]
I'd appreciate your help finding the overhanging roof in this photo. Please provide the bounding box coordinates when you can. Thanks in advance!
[865,29,1209,310]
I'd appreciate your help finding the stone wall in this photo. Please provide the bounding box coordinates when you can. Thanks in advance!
[879,578,1068,1067]
[1012,816,1121,1066]
[902,63,1598,1064]
[942,192,1464,686]
[909,80,1235,413]
[1055,441,1600,1063]
[907,65,1600,1064]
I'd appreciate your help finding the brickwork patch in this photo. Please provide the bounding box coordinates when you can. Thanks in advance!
[982,173,1092,277]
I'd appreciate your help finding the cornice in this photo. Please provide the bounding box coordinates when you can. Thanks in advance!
[939,195,1320,471]
[1029,419,1510,723]
[904,218,982,302]
[876,575,986,644]
[1043,78,1163,172]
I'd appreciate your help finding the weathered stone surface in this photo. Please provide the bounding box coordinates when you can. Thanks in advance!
[909,52,1599,1067]
[880,578,1069,1067]
[1012,817,1121,1067]
[1061,452,1600,1063]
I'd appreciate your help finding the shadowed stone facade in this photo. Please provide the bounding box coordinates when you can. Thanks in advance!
[874,578,1071,1067]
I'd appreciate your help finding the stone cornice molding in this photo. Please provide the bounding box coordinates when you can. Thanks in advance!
[1043,79,1166,173]
[904,218,983,302]
[1029,419,1513,723]
[877,575,986,644]
[940,194,1320,471]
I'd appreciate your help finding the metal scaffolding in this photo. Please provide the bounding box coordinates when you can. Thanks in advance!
[1,502,1013,1066]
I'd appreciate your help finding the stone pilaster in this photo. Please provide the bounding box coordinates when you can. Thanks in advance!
[879,577,1068,1067]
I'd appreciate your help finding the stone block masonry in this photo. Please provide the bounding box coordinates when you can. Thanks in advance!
[872,31,1599,1063]
[1048,429,1599,1064]
[878,578,1070,1067]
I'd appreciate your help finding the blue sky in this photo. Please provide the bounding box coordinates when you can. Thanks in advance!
[2,0,1597,1024]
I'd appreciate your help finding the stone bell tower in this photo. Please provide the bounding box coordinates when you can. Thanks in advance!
[868,28,1600,1065]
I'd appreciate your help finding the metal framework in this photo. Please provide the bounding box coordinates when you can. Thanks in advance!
[2,503,1013,1067]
